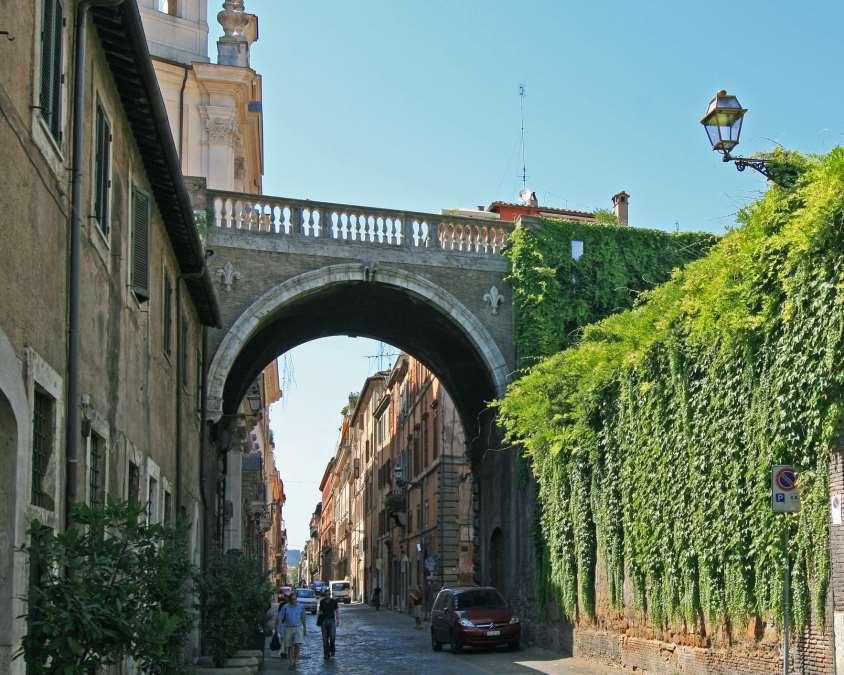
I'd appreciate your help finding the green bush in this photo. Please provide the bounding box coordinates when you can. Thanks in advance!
[497,149,844,633]
[19,500,195,674]
[199,549,272,666]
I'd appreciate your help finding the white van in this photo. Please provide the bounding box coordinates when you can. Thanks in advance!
[329,580,351,604]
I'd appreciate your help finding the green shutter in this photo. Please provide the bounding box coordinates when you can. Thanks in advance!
[132,188,150,301]
[50,0,63,139]
[39,0,55,128]
[94,102,111,234]
[163,275,172,354]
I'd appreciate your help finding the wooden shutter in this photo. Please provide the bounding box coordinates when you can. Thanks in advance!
[131,188,150,301]
[163,274,172,354]
[50,0,63,139]
[39,0,55,129]
[94,102,111,234]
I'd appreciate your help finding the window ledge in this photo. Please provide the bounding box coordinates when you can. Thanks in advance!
[31,110,66,178]
[87,218,112,272]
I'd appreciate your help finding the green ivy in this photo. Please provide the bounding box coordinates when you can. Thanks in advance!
[505,217,716,367]
[497,149,844,635]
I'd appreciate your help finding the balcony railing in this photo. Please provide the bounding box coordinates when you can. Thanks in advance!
[207,190,513,257]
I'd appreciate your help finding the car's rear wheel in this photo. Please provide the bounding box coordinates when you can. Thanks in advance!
[431,630,442,652]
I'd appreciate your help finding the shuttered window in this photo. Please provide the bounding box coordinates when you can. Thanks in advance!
[31,387,56,511]
[180,311,189,386]
[39,0,64,141]
[163,274,173,356]
[131,187,150,301]
[93,100,111,235]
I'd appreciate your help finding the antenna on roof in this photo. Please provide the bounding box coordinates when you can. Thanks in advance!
[519,84,527,190]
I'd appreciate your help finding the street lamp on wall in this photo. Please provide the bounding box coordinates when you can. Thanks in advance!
[701,90,774,181]
[246,393,262,414]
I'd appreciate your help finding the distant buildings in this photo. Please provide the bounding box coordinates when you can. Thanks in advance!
[309,353,473,612]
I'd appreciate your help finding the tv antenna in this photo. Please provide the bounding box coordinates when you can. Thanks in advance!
[366,342,398,372]
[519,84,527,190]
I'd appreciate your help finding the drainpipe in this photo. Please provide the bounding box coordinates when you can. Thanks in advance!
[66,0,123,527]
[175,269,207,517]
[177,66,188,161]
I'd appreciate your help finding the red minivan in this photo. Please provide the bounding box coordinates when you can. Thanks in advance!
[430,586,520,653]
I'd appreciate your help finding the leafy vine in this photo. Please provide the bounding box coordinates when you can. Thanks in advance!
[497,149,844,636]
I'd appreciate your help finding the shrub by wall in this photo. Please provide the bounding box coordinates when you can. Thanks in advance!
[497,149,842,636]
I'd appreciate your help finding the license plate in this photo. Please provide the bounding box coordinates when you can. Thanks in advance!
[486,630,501,637]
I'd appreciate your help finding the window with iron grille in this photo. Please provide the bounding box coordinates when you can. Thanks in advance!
[128,461,140,507]
[89,432,104,507]
[39,0,64,141]
[163,274,173,356]
[31,387,55,510]
[412,433,420,477]
[93,99,111,235]
[131,186,150,301]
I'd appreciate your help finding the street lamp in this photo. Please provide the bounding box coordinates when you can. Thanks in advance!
[701,90,773,180]
[246,392,262,414]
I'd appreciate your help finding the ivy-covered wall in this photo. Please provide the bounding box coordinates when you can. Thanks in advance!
[498,150,843,638]
[505,218,716,367]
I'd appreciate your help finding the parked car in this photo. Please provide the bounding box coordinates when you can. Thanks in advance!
[329,579,351,604]
[311,580,327,595]
[430,587,520,653]
[295,588,319,614]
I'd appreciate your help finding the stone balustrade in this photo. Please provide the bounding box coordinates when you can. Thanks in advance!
[207,190,513,257]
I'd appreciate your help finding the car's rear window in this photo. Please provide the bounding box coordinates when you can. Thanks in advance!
[297,590,314,598]
[455,589,506,609]
[332,582,350,591]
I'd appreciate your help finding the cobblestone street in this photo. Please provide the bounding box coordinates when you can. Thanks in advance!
[263,603,621,675]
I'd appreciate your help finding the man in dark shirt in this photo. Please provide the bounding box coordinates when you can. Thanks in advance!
[317,594,340,659]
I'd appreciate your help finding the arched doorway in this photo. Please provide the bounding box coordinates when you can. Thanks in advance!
[489,528,505,593]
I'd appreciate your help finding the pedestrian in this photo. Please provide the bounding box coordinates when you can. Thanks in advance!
[275,591,307,670]
[372,586,381,611]
[409,586,423,629]
[317,590,340,660]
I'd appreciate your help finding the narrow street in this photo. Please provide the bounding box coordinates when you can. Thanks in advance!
[263,603,621,675]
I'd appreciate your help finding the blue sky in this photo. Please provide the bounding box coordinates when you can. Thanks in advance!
[211,1,843,551]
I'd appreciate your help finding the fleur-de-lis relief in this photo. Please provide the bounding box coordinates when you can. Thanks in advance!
[216,262,242,292]
[483,286,504,315]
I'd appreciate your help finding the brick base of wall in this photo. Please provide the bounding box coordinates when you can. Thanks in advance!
[572,625,832,674]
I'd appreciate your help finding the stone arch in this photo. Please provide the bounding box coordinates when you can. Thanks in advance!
[207,263,510,426]
[0,329,31,673]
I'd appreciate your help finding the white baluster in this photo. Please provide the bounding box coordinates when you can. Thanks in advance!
[214,197,223,228]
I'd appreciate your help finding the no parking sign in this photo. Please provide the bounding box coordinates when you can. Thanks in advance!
[771,465,800,513]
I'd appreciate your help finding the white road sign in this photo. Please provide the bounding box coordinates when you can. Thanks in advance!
[771,465,800,513]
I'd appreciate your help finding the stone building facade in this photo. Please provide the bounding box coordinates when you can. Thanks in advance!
[320,355,474,612]
[0,0,219,669]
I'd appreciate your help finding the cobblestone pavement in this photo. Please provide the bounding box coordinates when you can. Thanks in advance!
[263,602,623,675]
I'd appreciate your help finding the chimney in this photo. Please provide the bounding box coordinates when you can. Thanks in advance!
[612,191,629,225]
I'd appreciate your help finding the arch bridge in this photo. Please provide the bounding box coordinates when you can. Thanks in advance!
[199,186,527,594]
